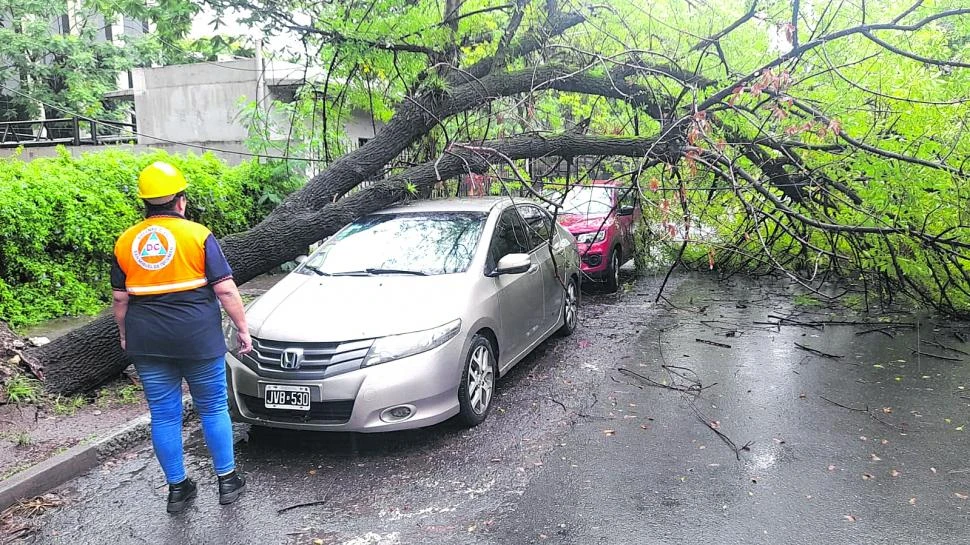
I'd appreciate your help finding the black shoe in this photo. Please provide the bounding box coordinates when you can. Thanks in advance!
[167,478,197,513]
[218,471,246,505]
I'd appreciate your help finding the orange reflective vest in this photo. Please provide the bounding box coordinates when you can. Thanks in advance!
[114,216,212,296]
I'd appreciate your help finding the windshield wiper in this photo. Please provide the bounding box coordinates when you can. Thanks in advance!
[322,268,428,277]
[304,265,331,276]
[365,268,428,276]
[328,270,372,277]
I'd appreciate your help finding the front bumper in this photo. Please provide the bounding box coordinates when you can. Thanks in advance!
[578,241,609,276]
[225,337,464,432]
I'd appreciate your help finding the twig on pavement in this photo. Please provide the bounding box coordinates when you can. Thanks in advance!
[794,342,842,359]
[920,340,969,356]
[819,395,906,431]
[617,367,706,393]
[687,400,744,460]
[695,338,732,349]
[855,326,896,338]
[912,350,962,362]
[819,395,867,412]
[767,314,824,330]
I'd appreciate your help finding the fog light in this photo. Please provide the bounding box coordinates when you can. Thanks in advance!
[584,253,602,266]
[380,405,415,423]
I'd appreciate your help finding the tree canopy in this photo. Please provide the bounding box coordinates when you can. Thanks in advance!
[214,0,970,310]
[0,0,247,121]
[20,0,970,393]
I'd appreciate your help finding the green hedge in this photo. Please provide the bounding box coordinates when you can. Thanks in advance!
[0,147,301,327]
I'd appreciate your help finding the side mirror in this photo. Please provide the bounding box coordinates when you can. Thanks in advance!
[295,255,308,264]
[618,205,635,216]
[493,253,532,276]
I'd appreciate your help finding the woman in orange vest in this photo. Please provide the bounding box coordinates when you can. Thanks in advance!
[111,161,253,513]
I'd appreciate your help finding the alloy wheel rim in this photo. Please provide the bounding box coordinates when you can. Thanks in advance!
[613,253,620,286]
[468,345,494,415]
[565,282,578,329]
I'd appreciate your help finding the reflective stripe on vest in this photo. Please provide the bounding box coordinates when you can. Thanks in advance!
[114,216,212,296]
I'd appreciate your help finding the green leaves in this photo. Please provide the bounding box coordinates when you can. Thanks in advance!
[0,0,198,120]
[0,148,301,327]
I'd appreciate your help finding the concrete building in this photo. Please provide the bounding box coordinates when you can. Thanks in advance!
[1,4,381,166]
[3,58,382,166]
[129,58,379,165]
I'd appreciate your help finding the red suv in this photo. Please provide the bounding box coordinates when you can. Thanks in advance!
[554,181,639,292]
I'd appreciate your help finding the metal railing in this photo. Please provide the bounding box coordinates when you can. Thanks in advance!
[0,117,137,148]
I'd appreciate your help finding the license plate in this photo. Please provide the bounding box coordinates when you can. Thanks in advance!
[264,384,311,411]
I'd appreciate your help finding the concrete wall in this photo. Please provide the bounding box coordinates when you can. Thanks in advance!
[133,61,261,145]
[344,113,379,147]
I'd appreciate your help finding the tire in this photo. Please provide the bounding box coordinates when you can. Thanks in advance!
[604,247,621,293]
[557,277,580,336]
[457,334,497,427]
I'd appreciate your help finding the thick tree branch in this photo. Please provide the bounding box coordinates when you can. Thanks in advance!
[284,24,445,56]
[457,11,587,82]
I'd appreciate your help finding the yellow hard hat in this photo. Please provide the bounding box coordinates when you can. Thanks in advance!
[137,161,188,200]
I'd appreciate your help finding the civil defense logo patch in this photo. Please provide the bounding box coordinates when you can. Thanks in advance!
[131,225,177,270]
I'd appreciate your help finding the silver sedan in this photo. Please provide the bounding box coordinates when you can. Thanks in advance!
[224,197,581,432]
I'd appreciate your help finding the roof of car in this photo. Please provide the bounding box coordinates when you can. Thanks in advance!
[376,197,520,214]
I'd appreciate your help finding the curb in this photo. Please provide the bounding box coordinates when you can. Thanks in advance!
[0,394,194,511]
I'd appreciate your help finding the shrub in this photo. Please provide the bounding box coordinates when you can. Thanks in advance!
[0,147,301,327]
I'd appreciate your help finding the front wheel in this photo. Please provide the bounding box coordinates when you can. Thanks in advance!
[557,278,579,336]
[457,334,496,427]
[604,248,621,293]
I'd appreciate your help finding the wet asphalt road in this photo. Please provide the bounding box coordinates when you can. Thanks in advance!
[13,273,970,544]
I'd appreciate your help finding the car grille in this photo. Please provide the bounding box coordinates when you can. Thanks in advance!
[239,394,354,424]
[243,337,374,377]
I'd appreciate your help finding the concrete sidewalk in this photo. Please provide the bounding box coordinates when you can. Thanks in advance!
[0,395,192,511]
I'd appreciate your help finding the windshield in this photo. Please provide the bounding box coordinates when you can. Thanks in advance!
[299,212,488,276]
[558,186,614,217]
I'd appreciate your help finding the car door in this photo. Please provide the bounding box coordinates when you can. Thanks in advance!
[486,208,546,364]
[616,186,638,257]
[519,204,563,330]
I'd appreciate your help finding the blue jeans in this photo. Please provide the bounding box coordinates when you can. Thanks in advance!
[132,356,235,484]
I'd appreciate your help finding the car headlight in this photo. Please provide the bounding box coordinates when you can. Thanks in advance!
[575,230,607,244]
[363,319,462,367]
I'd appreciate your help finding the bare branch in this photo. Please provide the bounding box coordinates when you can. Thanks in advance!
[699,8,970,110]
[689,0,759,52]
[862,30,970,69]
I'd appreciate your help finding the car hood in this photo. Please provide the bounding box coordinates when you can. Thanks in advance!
[557,214,614,233]
[247,273,469,342]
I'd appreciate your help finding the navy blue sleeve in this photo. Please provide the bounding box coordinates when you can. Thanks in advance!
[204,234,233,284]
[110,256,127,292]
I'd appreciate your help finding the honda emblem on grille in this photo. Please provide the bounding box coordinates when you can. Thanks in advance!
[280,348,304,370]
